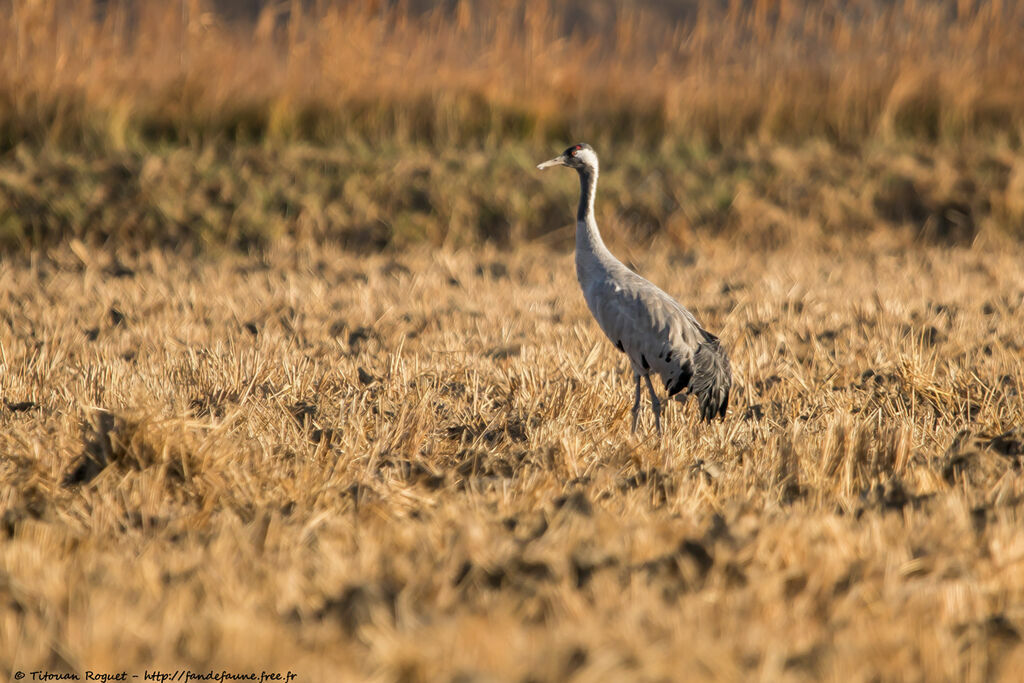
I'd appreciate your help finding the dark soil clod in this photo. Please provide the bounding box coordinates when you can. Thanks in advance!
[63,410,117,487]
[289,401,317,425]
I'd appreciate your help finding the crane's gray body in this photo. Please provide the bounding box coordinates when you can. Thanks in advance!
[539,144,731,431]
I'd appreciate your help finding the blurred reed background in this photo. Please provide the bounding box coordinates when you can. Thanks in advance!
[3,0,1023,148]
[1,0,1022,251]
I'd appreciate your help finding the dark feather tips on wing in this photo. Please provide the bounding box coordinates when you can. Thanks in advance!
[661,336,731,420]
[691,332,731,421]
[664,359,693,396]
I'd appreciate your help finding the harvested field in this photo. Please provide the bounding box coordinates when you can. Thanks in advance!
[2,233,1023,680]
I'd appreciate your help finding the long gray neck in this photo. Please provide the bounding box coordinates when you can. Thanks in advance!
[575,165,607,256]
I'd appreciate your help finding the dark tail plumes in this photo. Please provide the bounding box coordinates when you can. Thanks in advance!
[689,333,731,421]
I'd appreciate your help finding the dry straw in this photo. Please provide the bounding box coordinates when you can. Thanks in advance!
[2,0,1024,148]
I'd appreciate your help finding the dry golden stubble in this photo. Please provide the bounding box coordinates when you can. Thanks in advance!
[1,235,1023,680]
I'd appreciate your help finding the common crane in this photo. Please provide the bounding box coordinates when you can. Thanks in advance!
[537,143,731,434]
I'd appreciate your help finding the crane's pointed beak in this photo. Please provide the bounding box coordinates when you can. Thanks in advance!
[536,155,565,170]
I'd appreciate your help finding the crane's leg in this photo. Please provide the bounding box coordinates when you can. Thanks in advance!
[644,374,662,435]
[631,372,643,433]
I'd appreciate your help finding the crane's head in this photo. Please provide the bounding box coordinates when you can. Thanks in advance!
[537,143,597,172]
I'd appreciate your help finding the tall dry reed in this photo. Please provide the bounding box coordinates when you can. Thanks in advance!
[2,0,1023,149]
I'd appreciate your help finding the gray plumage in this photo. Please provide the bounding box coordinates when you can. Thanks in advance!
[537,143,731,433]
